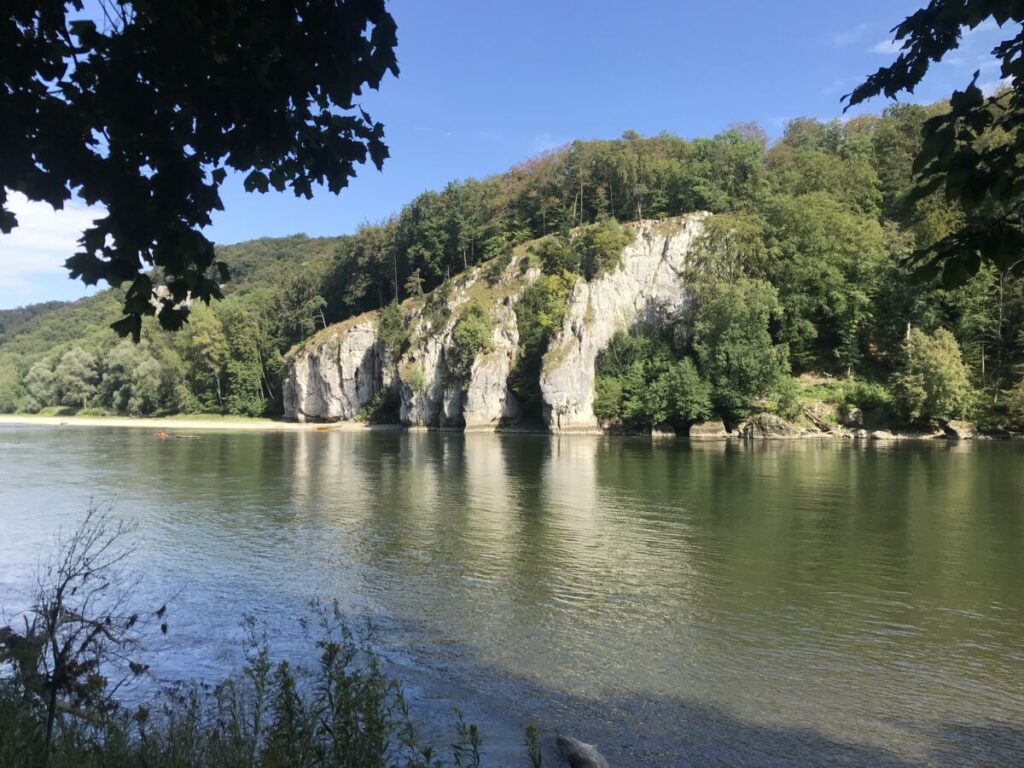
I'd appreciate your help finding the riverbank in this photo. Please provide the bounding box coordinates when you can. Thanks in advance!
[1,412,1017,440]
[0,414,397,432]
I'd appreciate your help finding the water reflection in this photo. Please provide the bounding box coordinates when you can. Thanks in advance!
[1,426,1022,765]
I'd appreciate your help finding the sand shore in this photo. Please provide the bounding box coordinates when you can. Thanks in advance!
[0,414,387,432]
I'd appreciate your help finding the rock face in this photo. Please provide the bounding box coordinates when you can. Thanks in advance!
[283,318,382,422]
[540,215,707,432]
[688,419,730,438]
[462,301,522,430]
[943,420,975,439]
[283,215,707,431]
[556,735,611,768]
[284,263,532,428]
[737,414,807,439]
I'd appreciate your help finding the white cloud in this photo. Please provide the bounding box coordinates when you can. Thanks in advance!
[832,22,870,47]
[533,132,561,153]
[962,18,998,37]
[821,77,858,96]
[0,192,104,302]
[870,39,903,55]
[980,75,1012,96]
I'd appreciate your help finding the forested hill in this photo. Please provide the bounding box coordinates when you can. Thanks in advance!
[2,103,1024,429]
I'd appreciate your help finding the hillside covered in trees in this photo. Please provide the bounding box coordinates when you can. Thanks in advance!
[2,103,1023,431]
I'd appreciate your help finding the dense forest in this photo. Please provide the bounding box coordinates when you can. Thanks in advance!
[1,102,1023,430]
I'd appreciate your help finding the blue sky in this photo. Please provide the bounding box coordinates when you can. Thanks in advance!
[0,0,1012,308]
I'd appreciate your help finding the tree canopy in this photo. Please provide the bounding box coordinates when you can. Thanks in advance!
[845,1,1024,287]
[0,0,398,338]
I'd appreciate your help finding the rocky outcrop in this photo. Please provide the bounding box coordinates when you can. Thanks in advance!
[556,735,610,768]
[284,260,533,428]
[397,318,463,428]
[687,419,730,438]
[283,318,383,422]
[737,414,807,439]
[284,215,708,431]
[943,420,975,439]
[540,215,707,432]
[462,301,521,430]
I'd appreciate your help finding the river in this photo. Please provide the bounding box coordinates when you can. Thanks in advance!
[1,425,1022,766]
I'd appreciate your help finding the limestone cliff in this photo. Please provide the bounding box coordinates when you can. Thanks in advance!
[283,214,707,431]
[283,318,382,422]
[539,215,706,432]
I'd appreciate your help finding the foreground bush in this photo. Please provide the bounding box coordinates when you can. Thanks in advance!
[0,508,539,768]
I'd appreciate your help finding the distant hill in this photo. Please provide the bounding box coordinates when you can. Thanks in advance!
[0,301,69,343]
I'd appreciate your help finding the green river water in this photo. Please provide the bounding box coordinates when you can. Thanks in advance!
[1,425,1022,766]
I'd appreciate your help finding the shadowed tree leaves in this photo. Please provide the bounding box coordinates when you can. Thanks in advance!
[844,2,1024,287]
[0,0,398,338]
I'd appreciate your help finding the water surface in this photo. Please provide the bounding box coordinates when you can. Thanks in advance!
[1,426,1022,766]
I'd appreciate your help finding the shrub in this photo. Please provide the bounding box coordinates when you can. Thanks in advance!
[772,376,803,421]
[508,274,573,419]
[0,355,23,413]
[446,303,493,384]
[593,375,625,421]
[422,280,453,330]
[575,219,632,280]
[692,277,790,422]
[892,328,974,423]
[593,329,712,429]
[481,245,513,286]
[1006,377,1024,429]
[354,388,401,423]
[402,362,428,393]
[0,508,544,768]
[649,358,714,426]
[529,235,576,275]
[377,302,408,363]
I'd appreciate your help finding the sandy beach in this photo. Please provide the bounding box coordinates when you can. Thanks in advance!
[0,414,388,432]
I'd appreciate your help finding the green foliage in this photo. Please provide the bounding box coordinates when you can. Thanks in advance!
[1006,377,1024,429]
[53,348,99,409]
[422,280,454,330]
[2,1,398,337]
[22,361,56,413]
[530,235,576,275]
[773,376,803,421]
[0,508,525,767]
[176,305,229,412]
[575,219,633,280]
[691,213,768,281]
[272,270,328,350]
[592,329,712,429]
[893,328,975,423]
[509,275,573,419]
[480,245,513,286]
[763,192,886,371]
[404,268,424,297]
[692,278,790,421]
[846,2,1024,287]
[402,363,428,394]
[354,388,401,424]
[447,303,493,384]
[5,103,1024,428]
[101,341,172,416]
[0,354,22,413]
[376,302,408,364]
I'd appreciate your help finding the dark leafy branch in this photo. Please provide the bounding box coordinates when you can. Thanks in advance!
[0,0,398,338]
[845,1,1024,287]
